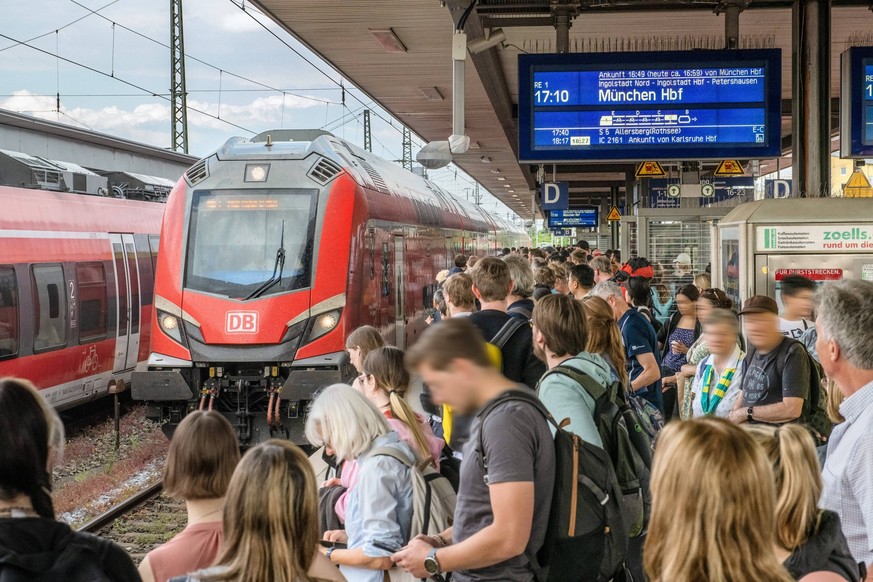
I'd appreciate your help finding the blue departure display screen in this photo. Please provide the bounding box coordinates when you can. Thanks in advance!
[547,208,598,228]
[518,50,782,162]
[840,48,873,158]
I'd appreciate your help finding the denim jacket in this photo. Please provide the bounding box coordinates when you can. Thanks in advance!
[342,432,415,582]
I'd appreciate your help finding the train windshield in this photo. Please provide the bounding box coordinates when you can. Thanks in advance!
[185,189,317,298]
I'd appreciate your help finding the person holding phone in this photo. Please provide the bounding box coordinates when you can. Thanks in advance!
[306,385,416,582]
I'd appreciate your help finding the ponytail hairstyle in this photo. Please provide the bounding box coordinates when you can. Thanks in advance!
[0,378,64,519]
[362,347,433,465]
[746,424,823,552]
[581,296,629,388]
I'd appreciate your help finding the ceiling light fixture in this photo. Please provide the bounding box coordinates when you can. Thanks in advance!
[480,156,492,163]
[503,184,511,187]
[497,177,506,181]
[369,28,408,53]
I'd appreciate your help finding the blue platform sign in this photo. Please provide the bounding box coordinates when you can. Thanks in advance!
[541,181,569,210]
[764,179,792,199]
[840,47,873,158]
[547,207,599,228]
[649,178,754,208]
[518,49,782,162]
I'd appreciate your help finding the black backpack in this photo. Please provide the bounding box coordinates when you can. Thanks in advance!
[538,363,653,539]
[477,390,629,582]
[765,338,832,445]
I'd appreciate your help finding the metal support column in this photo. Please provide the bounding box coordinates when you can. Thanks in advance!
[724,4,741,49]
[792,0,831,198]
[401,127,412,171]
[610,186,620,250]
[554,6,571,54]
[170,0,188,153]
[363,109,372,152]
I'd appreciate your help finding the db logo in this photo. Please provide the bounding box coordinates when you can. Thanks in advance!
[226,311,259,334]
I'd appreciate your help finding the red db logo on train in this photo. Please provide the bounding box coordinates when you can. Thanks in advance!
[226,311,259,333]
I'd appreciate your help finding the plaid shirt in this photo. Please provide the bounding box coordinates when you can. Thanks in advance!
[821,380,873,566]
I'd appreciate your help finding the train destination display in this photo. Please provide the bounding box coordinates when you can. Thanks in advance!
[840,47,873,158]
[518,50,782,162]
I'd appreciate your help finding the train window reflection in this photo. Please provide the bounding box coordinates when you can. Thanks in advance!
[0,266,18,358]
[185,190,318,298]
[32,264,67,352]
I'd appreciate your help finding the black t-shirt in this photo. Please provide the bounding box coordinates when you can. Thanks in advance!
[468,310,546,390]
[740,337,810,409]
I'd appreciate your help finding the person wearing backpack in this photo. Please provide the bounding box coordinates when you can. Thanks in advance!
[503,255,536,321]
[307,384,416,582]
[730,296,811,427]
[467,257,545,389]
[394,318,555,582]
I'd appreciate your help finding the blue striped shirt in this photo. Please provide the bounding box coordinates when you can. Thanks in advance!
[821,380,873,566]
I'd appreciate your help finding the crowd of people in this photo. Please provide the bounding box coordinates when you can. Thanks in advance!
[1,241,873,582]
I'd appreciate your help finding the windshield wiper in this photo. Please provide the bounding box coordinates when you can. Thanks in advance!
[244,221,286,301]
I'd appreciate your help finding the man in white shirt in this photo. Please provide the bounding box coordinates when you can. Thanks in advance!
[816,280,873,578]
[779,274,817,339]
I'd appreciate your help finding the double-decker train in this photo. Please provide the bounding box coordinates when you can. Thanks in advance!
[0,186,164,408]
[132,129,528,444]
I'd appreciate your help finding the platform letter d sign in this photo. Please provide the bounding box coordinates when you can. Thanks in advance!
[541,181,569,211]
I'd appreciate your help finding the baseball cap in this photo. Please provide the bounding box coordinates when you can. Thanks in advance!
[737,295,779,316]
[673,252,692,265]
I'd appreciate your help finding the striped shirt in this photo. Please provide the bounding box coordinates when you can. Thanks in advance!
[821,380,873,566]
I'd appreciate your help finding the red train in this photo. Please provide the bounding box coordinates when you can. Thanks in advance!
[0,186,164,408]
[132,129,527,444]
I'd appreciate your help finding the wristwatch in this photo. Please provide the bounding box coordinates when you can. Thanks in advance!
[424,548,441,575]
[326,546,336,562]
[747,406,754,422]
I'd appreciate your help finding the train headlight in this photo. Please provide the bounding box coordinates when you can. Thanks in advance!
[157,310,184,344]
[306,309,341,343]
[244,163,270,182]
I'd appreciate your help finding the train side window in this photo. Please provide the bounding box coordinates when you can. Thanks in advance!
[32,264,67,352]
[0,266,19,358]
[76,262,107,342]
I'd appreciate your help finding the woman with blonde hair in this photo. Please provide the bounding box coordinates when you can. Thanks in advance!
[747,424,861,581]
[361,347,443,466]
[645,418,795,582]
[140,411,241,582]
[306,384,415,582]
[0,378,138,580]
[174,439,343,582]
[581,295,628,386]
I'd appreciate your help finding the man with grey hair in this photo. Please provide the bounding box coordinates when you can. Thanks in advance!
[502,254,535,321]
[590,256,614,284]
[816,280,873,573]
[591,281,663,412]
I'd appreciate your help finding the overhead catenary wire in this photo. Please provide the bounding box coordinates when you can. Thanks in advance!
[0,31,257,135]
[0,0,120,53]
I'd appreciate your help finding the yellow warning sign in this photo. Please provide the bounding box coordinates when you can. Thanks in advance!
[635,161,666,178]
[713,160,745,176]
[844,169,873,198]
[606,206,622,221]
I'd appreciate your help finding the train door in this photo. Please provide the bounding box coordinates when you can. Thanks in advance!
[109,233,142,372]
[394,235,406,349]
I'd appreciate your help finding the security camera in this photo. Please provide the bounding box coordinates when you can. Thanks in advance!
[467,29,506,55]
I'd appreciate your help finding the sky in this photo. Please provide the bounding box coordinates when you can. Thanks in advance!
[0,0,517,219]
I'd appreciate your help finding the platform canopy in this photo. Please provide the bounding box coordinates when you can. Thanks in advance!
[253,0,873,217]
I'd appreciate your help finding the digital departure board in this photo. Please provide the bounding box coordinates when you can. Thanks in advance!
[518,50,782,163]
[840,47,873,158]
[547,207,599,228]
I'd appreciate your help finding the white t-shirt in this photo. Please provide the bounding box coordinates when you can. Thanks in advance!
[780,317,811,339]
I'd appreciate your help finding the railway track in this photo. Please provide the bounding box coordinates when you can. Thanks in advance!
[79,482,164,534]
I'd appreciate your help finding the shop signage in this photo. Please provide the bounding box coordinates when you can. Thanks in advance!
[757,225,873,253]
